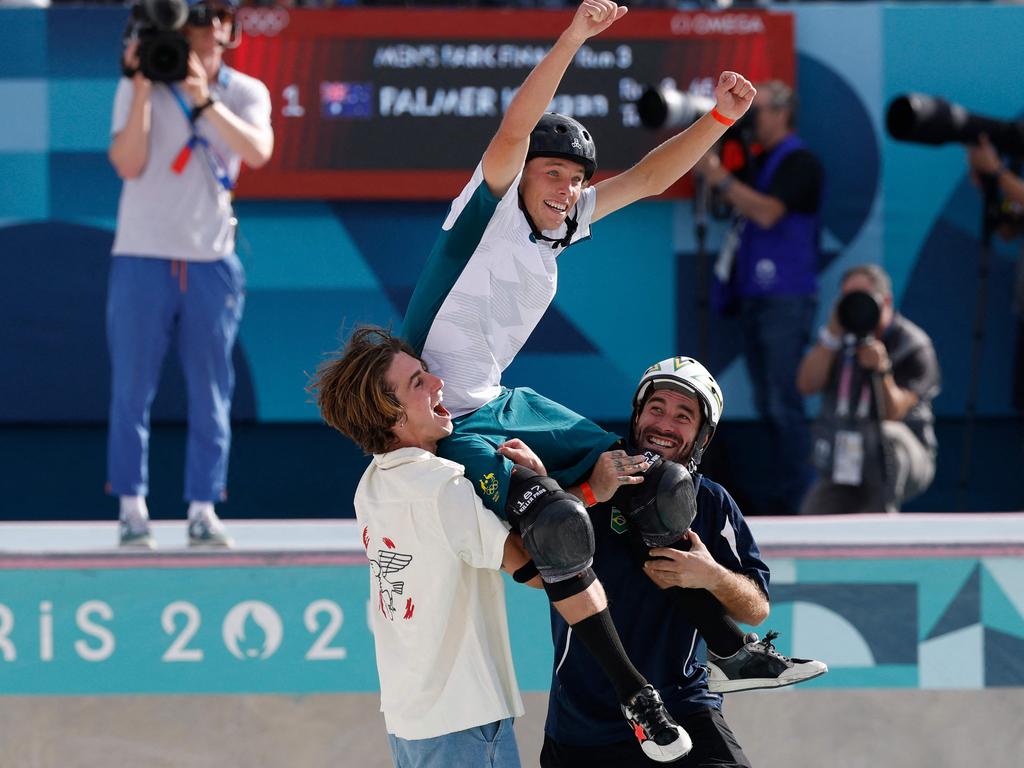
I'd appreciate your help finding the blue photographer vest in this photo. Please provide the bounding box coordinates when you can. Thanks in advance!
[735,134,819,299]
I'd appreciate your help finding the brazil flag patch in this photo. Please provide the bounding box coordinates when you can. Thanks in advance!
[610,507,629,535]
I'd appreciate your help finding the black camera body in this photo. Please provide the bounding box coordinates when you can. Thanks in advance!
[124,0,191,83]
[837,290,881,343]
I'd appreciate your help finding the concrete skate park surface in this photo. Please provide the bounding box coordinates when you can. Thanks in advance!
[1,690,1022,768]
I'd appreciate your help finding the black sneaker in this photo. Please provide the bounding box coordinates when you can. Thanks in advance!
[621,684,692,763]
[707,631,828,693]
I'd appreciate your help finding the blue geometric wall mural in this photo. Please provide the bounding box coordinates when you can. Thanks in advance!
[775,583,917,665]
[985,629,1024,687]
[766,557,1024,689]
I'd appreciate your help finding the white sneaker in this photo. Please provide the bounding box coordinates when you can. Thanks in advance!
[187,510,233,549]
[707,631,828,693]
[118,518,155,549]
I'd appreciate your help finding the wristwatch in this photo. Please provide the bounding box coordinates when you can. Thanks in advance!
[191,95,218,123]
[817,325,841,351]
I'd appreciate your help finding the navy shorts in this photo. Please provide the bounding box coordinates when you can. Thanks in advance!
[540,707,751,768]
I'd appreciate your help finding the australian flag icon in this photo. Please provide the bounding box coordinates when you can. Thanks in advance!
[320,81,373,119]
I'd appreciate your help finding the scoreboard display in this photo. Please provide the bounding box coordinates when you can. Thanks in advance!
[227,9,794,200]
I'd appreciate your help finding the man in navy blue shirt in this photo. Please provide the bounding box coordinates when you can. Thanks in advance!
[540,357,826,767]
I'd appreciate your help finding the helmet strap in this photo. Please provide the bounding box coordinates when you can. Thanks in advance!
[518,192,578,250]
[630,392,711,474]
[687,426,712,473]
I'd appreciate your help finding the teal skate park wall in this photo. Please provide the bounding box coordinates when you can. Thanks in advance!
[4,517,1024,694]
[1,4,1023,520]
[1,515,1022,766]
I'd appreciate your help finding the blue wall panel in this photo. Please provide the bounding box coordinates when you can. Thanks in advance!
[0,153,48,220]
[0,9,47,77]
[49,78,117,151]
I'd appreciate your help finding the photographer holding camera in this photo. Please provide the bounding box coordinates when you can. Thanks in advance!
[967,134,1024,411]
[108,0,273,548]
[695,80,824,515]
[796,264,941,515]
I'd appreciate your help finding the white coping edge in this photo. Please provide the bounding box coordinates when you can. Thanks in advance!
[1,513,1022,553]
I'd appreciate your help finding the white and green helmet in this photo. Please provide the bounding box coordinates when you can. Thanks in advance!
[631,356,724,469]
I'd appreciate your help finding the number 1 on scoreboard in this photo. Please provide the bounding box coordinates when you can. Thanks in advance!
[282,84,305,118]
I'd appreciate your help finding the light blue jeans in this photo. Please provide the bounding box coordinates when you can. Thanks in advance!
[387,718,521,768]
[106,254,245,502]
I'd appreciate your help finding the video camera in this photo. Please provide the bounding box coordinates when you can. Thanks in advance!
[123,0,191,83]
[886,93,1024,156]
[123,0,234,83]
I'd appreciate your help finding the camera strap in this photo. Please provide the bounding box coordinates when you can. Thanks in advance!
[168,84,234,193]
[829,349,875,487]
[835,349,871,420]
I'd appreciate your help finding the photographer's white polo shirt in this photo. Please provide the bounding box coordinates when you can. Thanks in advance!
[110,66,271,263]
[354,447,524,740]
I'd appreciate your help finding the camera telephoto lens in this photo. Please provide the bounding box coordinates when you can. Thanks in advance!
[887,93,1024,156]
[837,290,881,341]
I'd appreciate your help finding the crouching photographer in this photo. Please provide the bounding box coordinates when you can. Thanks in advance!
[795,265,941,515]
[107,0,273,548]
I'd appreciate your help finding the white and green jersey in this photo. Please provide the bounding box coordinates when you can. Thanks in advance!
[402,163,596,418]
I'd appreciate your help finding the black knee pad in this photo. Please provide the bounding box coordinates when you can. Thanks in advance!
[614,452,697,547]
[506,467,595,582]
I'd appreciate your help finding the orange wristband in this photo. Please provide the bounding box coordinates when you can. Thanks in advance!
[710,108,735,127]
[580,482,598,507]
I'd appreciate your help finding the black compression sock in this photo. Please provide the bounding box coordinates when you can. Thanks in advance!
[670,587,746,657]
[571,608,648,704]
[631,528,747,657]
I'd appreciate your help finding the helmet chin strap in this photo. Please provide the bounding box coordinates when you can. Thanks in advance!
[628,420,702,474]
[518,192,578,250]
